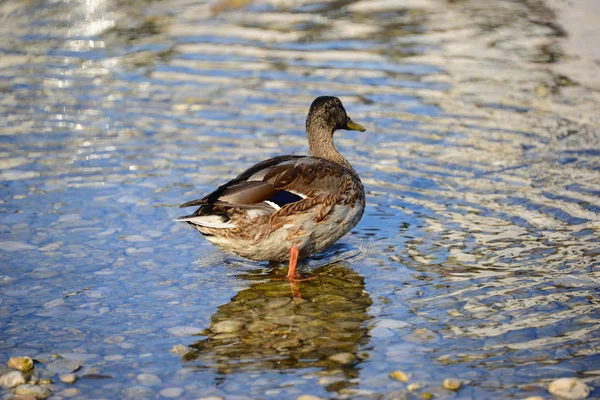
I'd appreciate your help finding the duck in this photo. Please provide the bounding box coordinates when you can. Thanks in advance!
[176,96,366,282]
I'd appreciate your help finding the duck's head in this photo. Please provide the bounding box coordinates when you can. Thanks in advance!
[306,96,366,137]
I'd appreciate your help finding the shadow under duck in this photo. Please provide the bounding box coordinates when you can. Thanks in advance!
[177,96,366,281]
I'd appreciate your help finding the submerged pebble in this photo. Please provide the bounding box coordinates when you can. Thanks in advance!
[443,378,462,390]
[8,357,34,372]
[45,359,82,374]
[211,320,244,333]
[137,373,161,386]
[390,370,410,382]
[328,353,356,364]
[57,387,81,397]
[0,370,26,389]
[160,387,184,397]
[59,373,77,384]
[548,377,590,399]
[14,384,51,399]
[407,383,422,392]
[170,344,188,355]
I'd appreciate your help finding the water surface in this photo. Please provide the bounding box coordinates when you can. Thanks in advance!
[1,0,599,398]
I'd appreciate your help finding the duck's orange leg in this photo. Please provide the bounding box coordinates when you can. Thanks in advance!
[286,247,300,281]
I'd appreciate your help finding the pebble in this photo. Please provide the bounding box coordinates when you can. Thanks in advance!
[419,393,433,400]
[14,384,51,399]
[0,370,26,389]
[170,344,188,355]
[328,353,356,364]
[45,359,82,374]
[137,373,162,386]
[523,397,544,400]
[8,356,34,372]
[211,320,244,333]
[390,370,410,382]
[296,396,323,400]
[59,373,77,384]
[443,378,462,390]
[548,377,590,399]
[166,326,202,337]
[407,383,422,392]
[57,388,81,397]
[122,386,154,398]
[160,387,184,397]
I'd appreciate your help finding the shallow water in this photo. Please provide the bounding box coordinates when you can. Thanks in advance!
[1,0,599,398]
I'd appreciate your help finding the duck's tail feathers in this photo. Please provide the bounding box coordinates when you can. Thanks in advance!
[174,214,235,229]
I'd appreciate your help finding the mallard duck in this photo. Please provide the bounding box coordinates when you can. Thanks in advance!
[177,96,366,281]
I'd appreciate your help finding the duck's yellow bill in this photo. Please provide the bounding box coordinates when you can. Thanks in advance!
[346,119,366,132]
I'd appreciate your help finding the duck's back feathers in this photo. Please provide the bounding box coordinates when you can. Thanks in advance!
[178,155,359,219]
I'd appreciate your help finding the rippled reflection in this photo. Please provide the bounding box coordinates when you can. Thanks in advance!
[183,262,372,393]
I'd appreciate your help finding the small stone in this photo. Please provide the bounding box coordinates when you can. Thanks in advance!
[57,388,81,397]
[38,378,53,385]
[7,357,34,372]
[443,378,462,390]
[211,320,244,333]
[137,373,161,386]
[390,370,410,382]
[45,359,82,374]
[408,383,422,392]
[166,326,202,337]
[328,353,356,364]
[14,384,51,399]
[59,373,77,384]
[548,377,590,399]
[0,275,15,285]
[523,397,544,400]
[0,370,26,389]
[419,393,433,400]
[297,396,323,400]
[160,387,184,397]
[170,344,188,355]
[123,386,154,398]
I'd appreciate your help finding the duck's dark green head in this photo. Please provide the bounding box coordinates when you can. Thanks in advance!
[306,96,366,136]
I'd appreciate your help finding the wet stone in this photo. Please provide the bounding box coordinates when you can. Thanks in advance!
[390,370,411,383]
[548,377,590,399]
[122,386,154,398]
[8,357,34,372]
[14,384,51,399]
[328,352,356,364]
[169,344,188,355]
[137,373,161,386]
[167,326,202,337]
[0,370,26,389]
[211,320,244,333]
[408,383,422,392]
[59,373,77,384]
[45,359,82,374]
[57,388,81,397]
[160,387,184,397]
[265,298,292,309]
[296,395,324,400]
[443,378,462,390]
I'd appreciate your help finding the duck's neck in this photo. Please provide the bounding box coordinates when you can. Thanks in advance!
[307,128,357,176]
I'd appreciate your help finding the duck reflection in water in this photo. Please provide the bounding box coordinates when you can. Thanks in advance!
[182,261,372,393]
